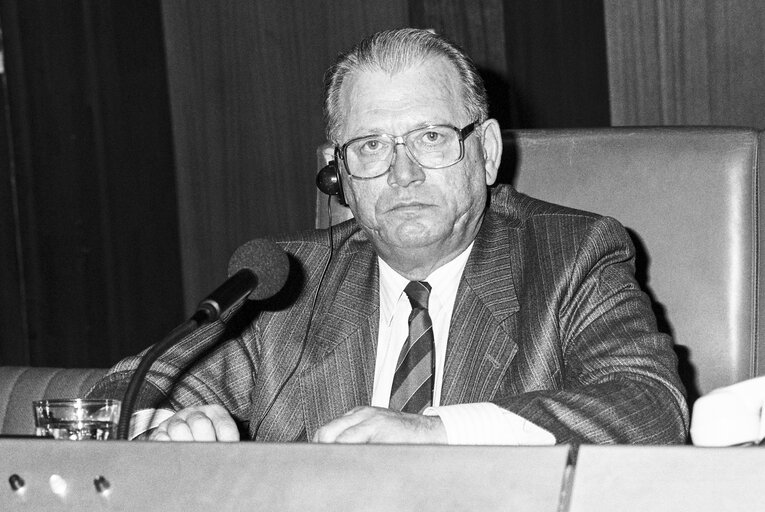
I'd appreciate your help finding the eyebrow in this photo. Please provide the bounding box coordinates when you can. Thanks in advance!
[349,120,454,137]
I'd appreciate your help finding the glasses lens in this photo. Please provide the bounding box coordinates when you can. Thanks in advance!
[346,135,394,178]
[405,126,461,169]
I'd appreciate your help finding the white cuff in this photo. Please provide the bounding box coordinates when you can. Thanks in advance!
[128,408,175,439]
[424,402,556,445]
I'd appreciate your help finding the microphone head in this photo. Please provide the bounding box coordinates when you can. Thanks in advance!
[227,239,289,300]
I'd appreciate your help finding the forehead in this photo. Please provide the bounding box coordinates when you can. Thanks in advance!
[337,58,466,138]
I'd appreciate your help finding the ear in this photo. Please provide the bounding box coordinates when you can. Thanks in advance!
[479,119,502,186]
[320,144,335,165]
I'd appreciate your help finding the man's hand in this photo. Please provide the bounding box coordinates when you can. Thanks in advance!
[312,406,447,444]
[148,405,240,442]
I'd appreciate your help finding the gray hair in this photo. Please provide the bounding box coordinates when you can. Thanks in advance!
[323,28,489,143]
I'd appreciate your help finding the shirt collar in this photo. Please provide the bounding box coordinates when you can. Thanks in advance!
[378,242,475,325]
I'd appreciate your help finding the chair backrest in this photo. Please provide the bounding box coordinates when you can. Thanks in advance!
[0,366,108,435]
[316,127,764,399]
[508,127,763,400]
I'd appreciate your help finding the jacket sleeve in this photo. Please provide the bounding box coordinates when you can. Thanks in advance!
[493,215,689,444]
[86,306,261,427]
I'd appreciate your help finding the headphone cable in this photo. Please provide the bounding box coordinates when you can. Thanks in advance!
[251,194,335,440]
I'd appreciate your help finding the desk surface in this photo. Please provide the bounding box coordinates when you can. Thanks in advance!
[568,445,765,512]
[5,441,765,511]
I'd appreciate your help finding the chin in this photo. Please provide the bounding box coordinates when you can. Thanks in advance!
[387,222,446,249]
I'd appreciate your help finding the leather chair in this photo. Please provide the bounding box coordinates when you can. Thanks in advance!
[316,127,765,405]
[0,366,107,435]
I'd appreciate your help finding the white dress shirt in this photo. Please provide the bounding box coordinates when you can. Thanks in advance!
[374,243,554,445]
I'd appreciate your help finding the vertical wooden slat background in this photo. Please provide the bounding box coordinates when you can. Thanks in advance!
[0,0,183,367]
[605,0,765,127]
[0,0,28,365]
[161,1,410,312]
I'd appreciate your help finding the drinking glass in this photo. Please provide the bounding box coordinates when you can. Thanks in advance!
[33,399,121,440]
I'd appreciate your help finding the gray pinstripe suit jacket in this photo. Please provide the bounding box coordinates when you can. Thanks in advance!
[90,184,689,444]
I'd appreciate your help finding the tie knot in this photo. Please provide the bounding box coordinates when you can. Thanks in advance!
[404,281,431,310]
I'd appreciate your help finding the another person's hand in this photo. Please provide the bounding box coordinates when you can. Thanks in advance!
[148,405,240,442]
[312,406,447,444]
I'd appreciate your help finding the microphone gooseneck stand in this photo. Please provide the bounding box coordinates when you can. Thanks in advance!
[116,318,201,440]
[116,269,258,440]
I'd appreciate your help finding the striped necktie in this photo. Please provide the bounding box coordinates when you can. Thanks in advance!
[389,281,434,414]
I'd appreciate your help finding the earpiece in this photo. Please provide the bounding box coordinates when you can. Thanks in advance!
[316,160,346,205]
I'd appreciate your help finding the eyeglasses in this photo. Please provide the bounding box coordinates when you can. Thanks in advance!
[335,121,479,179]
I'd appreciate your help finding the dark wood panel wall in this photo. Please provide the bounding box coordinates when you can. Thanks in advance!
[0,12,25,364]
[503,1,610,128]
[0,0,183,367]
[161,1,410,312]
[1,0,610,367]
[605,0,765,128]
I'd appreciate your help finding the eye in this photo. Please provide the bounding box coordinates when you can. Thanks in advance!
[363,139,382,151]
[354,136,391,155]
[422,131,444,144]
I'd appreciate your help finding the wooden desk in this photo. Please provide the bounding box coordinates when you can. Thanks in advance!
[0,440,570,511]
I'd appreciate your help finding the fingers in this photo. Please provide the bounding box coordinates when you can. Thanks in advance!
[312,406,372,443]
[148,405,240,442]
[210,407,241,441]
[312,406,447,444]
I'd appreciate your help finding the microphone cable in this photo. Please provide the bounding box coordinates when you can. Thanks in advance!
[251,193,336,440]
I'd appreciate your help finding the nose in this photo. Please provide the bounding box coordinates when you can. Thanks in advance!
[386,143,425,187]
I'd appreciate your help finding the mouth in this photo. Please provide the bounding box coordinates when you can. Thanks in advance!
[387,201,432,214]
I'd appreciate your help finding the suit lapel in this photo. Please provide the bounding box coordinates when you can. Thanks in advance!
[441,211,520,405]
[299,235,379,435]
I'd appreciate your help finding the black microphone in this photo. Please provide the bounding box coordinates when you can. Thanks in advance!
[116,239,289,440]
[193,239,290,323]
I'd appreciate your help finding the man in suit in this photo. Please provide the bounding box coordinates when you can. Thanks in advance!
[89,28,688,444]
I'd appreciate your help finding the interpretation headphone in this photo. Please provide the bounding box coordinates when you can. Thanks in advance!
[316,159,347,205]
